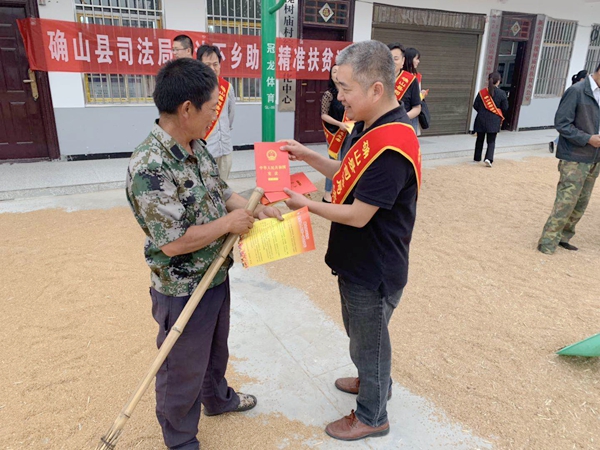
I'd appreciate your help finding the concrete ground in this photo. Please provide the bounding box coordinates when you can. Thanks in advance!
[0,130,555,448]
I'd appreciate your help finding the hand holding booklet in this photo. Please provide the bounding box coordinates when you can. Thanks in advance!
[254,142,317,204]
[238,206,315,268]
[254,142,291,193]
[261,172,317,205]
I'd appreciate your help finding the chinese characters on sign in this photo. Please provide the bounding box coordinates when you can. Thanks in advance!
[17,17,350,80]
[278,0,298,112]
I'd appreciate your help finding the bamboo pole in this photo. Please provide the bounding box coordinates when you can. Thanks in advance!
[97,187,265,450]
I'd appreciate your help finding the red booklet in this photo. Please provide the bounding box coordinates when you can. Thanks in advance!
[261,172,317,205]
[254,142,291,193]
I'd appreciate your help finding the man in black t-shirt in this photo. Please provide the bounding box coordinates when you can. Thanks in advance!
[388,42,421,132]
[281,40,420,442]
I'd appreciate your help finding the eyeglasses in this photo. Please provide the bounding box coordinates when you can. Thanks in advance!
[172,47,189,53]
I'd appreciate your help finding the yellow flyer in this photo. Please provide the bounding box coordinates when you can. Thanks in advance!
[238,206,315,268]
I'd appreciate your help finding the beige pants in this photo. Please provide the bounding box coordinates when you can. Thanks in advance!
[215,153,233,181]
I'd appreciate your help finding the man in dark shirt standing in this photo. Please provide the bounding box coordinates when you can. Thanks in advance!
[281,40,421,442]
[388,42,421,132]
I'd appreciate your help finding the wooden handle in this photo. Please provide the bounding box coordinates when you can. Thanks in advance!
[97,187,265,449]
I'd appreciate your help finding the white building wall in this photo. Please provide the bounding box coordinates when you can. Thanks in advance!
[354,0,600,130]
[38,1,85,109]
[37,0,284,155]
[37,0,600,157]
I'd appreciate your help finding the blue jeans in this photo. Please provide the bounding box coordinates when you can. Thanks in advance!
[338,276,403,427]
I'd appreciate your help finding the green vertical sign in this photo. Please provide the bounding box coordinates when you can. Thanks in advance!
[261,0,285,141]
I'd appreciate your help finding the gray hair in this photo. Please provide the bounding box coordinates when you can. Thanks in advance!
[336,40,396,98]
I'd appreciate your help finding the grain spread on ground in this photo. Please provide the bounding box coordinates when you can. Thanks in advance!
[1,156,598,449]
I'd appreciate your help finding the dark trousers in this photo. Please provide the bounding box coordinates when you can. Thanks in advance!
[338,276,403,428]
[474,132,498,162]
[151,279,239,450]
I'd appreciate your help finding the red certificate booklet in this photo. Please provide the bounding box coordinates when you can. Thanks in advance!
[261,172,318,205]
[254,142,291,193]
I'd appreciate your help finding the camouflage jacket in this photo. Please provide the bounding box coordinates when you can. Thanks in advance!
[126,121,233,297]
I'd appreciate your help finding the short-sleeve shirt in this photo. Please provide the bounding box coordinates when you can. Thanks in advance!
[126,121,233,297]
[325,107,418,295]
[400,76,422,113]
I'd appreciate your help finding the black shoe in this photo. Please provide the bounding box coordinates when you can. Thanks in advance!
[558,242,578,251]
[322,197,331,203]
[549,141,555,153]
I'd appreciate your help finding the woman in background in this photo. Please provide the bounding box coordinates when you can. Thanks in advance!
[472,72,509,168]
[321,65,347,203]
[405,47,429,101]
[400,47,422,132]
[404,47,429,134]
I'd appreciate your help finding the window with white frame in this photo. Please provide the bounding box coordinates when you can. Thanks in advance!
[535,18,577,97]
[74,0,164,104]
[207,0,261,102]
[585,24,600,74]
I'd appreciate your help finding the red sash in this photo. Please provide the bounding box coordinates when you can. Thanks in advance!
[331,123,421,205]
[323,112,355,159]
[204,77,231,139]
[479,88,504,122]
[394,71,416,102]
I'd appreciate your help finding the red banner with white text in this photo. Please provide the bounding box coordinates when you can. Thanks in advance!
[16,18,350,80]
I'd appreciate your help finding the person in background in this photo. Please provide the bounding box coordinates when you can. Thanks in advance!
[172,35,194,60]
[472,72,509,167]
[406,47,429,101]
[321,65,350,203]
[387,43,421,132]
[400,46,423,133]
[538,64,600,254]
[404,47,428,134]
[549,70,588,153]
[197,45,236,180]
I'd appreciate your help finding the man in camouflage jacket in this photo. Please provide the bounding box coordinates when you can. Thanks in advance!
[538,64,600,254]
[126,58,281,450]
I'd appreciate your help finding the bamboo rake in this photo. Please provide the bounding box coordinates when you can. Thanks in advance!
[96,187,265,450]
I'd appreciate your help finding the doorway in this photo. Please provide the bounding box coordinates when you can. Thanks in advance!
[497,40,527,130]
[0,0,59,160]
[492,13,537,131]
[294,27,346,143]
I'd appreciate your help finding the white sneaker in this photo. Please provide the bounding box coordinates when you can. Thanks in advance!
[484,159,492,167]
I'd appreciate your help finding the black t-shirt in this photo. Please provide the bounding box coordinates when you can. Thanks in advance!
[400,77,422,113]
[325,106,418,296]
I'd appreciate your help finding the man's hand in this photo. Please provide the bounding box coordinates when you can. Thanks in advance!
[589,135,600,147]
[284,188,311,210]
[226,209,255,234]
[421,89,429,99]
[280,139,314,162]
[257,206,284,221]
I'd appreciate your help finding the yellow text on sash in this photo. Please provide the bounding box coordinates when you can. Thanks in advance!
[331,123,421,205]
[394,71,416,102]
[204,77,230,139]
